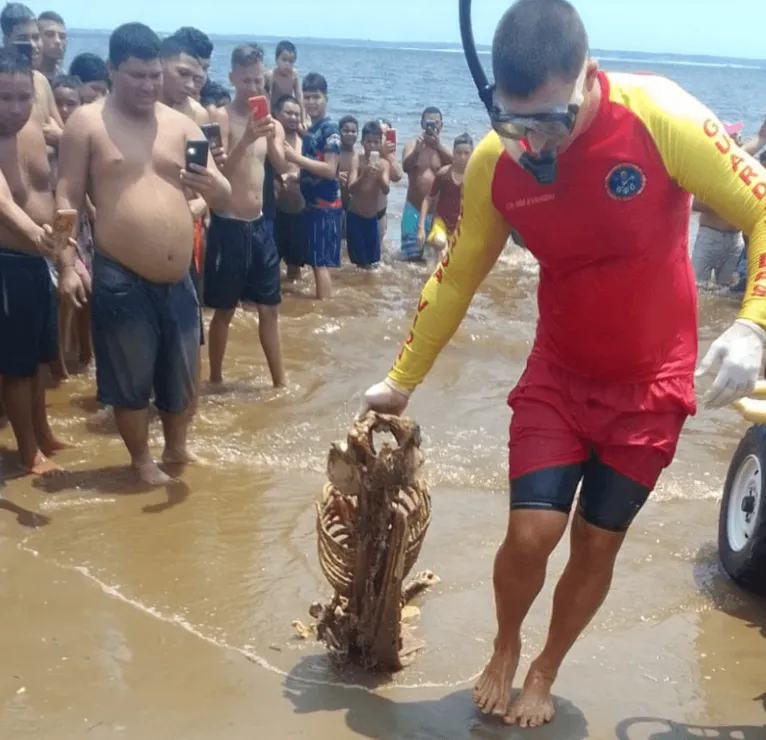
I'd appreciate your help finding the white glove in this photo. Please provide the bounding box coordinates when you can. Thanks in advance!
[359,377,412,418]
[696,319,766,409]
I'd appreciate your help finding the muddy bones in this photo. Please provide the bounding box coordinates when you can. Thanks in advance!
[310,411,439,671]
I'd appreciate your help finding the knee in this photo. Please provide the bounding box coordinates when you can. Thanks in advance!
[433,233,447,249]
[501,513,565,565]
[257,304,279,322]
[212,308,235,326]
[569,519,623,574]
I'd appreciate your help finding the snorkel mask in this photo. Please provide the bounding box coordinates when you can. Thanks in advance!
[459,0,579,185]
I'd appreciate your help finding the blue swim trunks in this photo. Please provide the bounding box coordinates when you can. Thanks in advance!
[304,207,342,268]
[346,211,380,267]
[0,247,57,377]
[90,252,199,415]
[400,201,432,262]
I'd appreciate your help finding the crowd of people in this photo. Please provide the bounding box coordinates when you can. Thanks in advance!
[0,3,474,486]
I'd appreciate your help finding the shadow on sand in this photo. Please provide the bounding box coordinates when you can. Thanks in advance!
[283,654,589,739]
[615,716,766,739]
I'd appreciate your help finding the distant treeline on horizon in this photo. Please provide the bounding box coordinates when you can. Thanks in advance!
[64,30,766,66]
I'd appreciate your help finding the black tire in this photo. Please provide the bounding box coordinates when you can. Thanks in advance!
[719,424,766,596]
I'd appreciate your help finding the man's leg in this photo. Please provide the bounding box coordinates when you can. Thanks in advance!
[208,308,236,384]
[257,304,285,386]
[473,463,583,716]
[32,367,68,457]
[507,457,652,727]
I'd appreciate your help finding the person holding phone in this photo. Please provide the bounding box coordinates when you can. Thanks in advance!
[56,23,230,487]
[202,44,288,390]
[400,107,453,261]
[0,47,74,476]
[377,119,403,242]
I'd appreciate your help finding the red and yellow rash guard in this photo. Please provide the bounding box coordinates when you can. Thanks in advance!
[388,71,766,405]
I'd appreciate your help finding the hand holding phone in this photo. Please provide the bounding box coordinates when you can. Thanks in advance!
[200,122,223,150]
[248,96,269,121]
[385,128,397,147]
[185,139,210,171]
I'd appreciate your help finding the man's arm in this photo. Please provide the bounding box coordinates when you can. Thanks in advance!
[637,77,766,328]
[436,141,454,166]
[0,169,45,254]
[267,118,290,176]
[387,134,512,390]
[379,159,390,195]
[347,153,361,193]
[34,71,63,146]
[402,139,421,174]
[387,153,403,183]
[55,107,90,272]
[286,149,337,179]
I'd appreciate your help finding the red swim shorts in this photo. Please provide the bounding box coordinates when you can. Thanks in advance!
[507,357,694,489]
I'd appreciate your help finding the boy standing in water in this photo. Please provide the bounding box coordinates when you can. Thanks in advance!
[0,48,68,474]
[377,118,403,242]
[274,94,306,282]
[400,106,452,261]
[417,133,473,255]
[285,72,341,300]
[268,41,303,113]
[338,115,358,211]
[347,121,390,268]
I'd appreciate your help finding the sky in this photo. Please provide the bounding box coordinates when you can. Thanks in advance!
[33,0,766,59]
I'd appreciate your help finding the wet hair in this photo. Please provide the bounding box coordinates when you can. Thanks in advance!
[274,93,299,112]
[361,120,382,140]
[0,3,35,36]
[109,23,161,69]
[38,10,64,25]
[0,44,29,74]
[52,73,81,91]
[379,117,392,127]
[275,40,297,60]
[159,35,198,61]
[171,26,212,60]
[69,52,108,84]
[338,114,358,131]
[492,0,588,98]
[421,106,442,121]
[231,43,264,69]
[454,133,473,148]
[200,79,230,107]
[302,72,327,96]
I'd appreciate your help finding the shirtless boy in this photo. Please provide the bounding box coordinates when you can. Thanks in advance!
[347,121,390,268]
[0,48,69,474]
[37,9,65,81]
[0,3,63,145]
[160,35,208,127]
[268,40,302,114]
[68,52,109,103]
[400,106,452,261]
[274,93,306,282]
[171,26,213,102]
[377,118,403,242]
[285,72,341,300]
[337,115,358,211]
[56,22,231,486]
[417,132,473,255]
[204,44,286,388]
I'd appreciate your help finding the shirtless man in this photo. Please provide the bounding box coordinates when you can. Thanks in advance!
[377,118,403,243]
[337,115,358,211]
[171,26,213,102]
[37,10,65,81]
[68,52,109,103]
[204,44,286,388]
[56,22,231,486]
[347,120,389,268]
[400,106,452,261]
[274,94,306,282]
[0,48,69,474]
[0,3,63,146]
[161,35,209,127]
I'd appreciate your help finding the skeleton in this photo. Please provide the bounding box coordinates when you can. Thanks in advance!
[309,411,439,671]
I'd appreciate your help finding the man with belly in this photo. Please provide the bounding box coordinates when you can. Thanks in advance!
[361,0,766,729]
[55,22,231,486]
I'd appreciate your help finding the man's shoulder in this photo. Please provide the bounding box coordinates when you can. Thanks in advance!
[66,101,102,133]
[158,102,199,130]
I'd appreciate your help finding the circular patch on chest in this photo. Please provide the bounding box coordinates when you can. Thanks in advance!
[605,163,646,200]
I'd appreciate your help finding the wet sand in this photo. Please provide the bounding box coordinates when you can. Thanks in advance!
[1,235,765,738]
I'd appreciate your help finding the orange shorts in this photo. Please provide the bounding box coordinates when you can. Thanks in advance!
[507,357,693,489]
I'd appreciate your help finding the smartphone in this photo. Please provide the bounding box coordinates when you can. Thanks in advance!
[185,139,209,170]
[369,151,381,166]
[424,120,437,134]
[12,41,33,64]
[248,95,269,121]
[52,209,77,251]
[200,122,222,149]
[385,128,396,147]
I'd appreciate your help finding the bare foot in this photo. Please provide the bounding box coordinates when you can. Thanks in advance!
[23,452,62,476]
[472,637,521,717]
[161,448,205,466]
[133,459,173,486]
[505,663,556,728]
[39,437,73,456]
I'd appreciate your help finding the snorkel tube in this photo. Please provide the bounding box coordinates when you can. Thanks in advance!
[459,0,558,185]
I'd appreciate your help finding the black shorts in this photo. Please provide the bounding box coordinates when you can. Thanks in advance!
[189,261,205,346]
[510,452,652,533]
[0,248,57,377]
[274,209,306,267]
[203,213,281,309]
